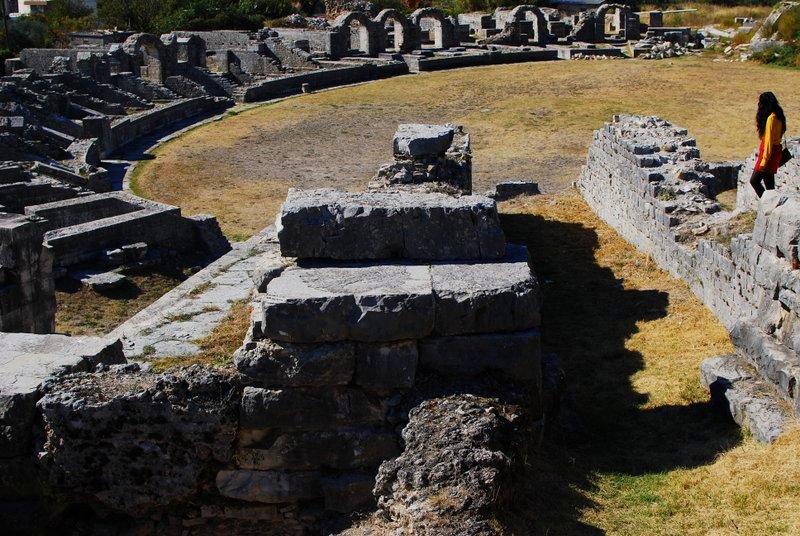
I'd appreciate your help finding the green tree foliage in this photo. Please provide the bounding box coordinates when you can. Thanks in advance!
[97,0,164,33]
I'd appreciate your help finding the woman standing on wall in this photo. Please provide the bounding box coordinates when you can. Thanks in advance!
[750,91,787,198]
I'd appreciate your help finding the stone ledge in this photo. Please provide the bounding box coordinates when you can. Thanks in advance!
[277,188,505,261]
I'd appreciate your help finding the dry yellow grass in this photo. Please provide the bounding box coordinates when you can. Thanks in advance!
[132,56,800,240]
[501,192,800,535]
[149,300,251,372]
[640,3,773,29]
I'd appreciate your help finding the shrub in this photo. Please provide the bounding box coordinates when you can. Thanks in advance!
[776,5,800,42]
[750,42,799,66]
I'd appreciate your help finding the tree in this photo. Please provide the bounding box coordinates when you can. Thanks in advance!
[97,0,164,32]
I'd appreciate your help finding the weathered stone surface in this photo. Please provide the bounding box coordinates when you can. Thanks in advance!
[234,339,356,387]
[216,470,322,503]
[240,387,388,430]
[81,271,128,291]
[490,180,540,201]
[393,124,455,157]
[236,428,400,470]
[0,333,124,457]
[431,245,540,336]
[262,264,434,343]
[37,366,239,516]
[277,189,506,260]
[0,213,55,334]
[370,395,523,536]
[355,341,418,390]
[752,191,800,261]
[701,354,791,443]
[419,330,541,383]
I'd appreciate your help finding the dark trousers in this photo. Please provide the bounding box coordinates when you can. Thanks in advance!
[750,169,775,198]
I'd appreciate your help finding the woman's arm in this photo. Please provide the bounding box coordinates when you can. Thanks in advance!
[757,114,780,170]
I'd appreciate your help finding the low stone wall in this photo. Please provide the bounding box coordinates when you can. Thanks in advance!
[24,192,140,232]
[576,115,800,435]
[108,96,232,153]
[407,48,558,72]
[241,62,408,102]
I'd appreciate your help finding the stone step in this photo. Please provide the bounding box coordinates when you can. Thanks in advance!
[730,320,800,417]
[259,247,539,343]
[700,354,793,443]
[277,188,506,261]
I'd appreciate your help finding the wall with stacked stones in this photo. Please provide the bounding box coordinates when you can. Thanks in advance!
[576,114,800,421]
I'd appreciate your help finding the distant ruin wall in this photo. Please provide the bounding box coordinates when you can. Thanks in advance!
[241,62,408,102]
[108,96,232,153]
[577,115,800,417]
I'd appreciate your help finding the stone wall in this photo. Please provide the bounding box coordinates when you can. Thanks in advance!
[0,214,55,334]
[108,96,232,153]
[576,114,800,435]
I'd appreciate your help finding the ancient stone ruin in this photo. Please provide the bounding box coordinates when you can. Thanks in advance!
[0,125,547,534]
[577,114,800,442]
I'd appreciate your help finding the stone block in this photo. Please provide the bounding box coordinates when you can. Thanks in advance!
[322,474,375,513]
[240,387,388,430]
[355,341,418,390]
[491,181,540,201]
[234,339,355,387]
[277,189,506,261]
[393,124,455,157]
[262,264,434,343]
[419,330,541,384]
[236,428,399,470]
[752,192,800,260]
[216,470,322,503]
[431,245,540,336]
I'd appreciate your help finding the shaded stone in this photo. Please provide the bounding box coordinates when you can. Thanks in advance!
[216,470,322,503]
[277,189,505,261]
[322,474,375,513]
[234,339,355,387]
[355,341,418,390]
[240,387,388,430]
[418,330,541,384]
[236,429,399,471]
[431,245,540,336]
[262,264,434,343]
[81,271,127,291]
[393,124,455,157]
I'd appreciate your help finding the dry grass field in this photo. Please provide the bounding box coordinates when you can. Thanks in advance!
[131,56,800,240]
[129,56,800,533]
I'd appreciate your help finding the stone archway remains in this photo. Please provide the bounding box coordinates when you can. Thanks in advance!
[123,34,167,84]
[331,11,378,58]
[374,9,412,53]
[409,8,456,50]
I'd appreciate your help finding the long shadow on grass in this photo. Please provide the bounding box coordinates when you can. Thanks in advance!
[501,211,742,535]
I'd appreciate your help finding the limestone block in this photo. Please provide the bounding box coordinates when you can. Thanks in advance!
[240,387,388,429]
[431,245,540,336]
[234,339,356,386]
[419,330,541,384]
[752,192,800,260]
[216,470,322,503]
[262,264,434,343]
[700,354,791,443]
[355,341,418,390]
[277,189,506,260]
[393,124,455,157]
[236,428,399,470]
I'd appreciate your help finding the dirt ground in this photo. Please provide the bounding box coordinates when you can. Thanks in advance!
[132,56,800,240]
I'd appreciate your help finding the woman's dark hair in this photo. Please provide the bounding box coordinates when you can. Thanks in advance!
[756,91,787,137]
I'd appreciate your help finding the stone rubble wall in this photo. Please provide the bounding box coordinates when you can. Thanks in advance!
[577,114,800,431]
